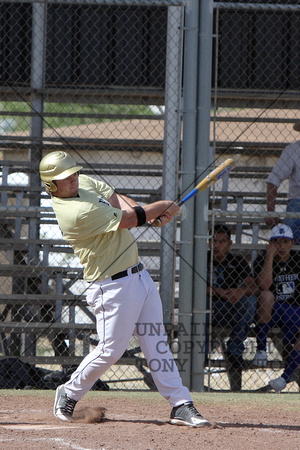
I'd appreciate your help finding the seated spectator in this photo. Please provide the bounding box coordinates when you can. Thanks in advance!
[253,224,300,392]
[207,224,257,391]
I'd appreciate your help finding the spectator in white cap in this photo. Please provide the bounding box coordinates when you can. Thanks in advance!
[265,121,300,244]
[252,224,300,392]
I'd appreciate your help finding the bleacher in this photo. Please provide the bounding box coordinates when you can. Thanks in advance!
[1,145,300,391]
[0,157,162,389]
[206,162,300,391]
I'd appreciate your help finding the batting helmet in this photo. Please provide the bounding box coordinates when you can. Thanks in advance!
[39,151,83,193]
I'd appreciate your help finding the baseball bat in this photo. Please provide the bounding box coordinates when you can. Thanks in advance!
[152,158,235,226]
[178,158,235,206]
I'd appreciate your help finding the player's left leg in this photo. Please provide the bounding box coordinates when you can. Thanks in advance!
[134,269,210,427]
[134,269,191,405]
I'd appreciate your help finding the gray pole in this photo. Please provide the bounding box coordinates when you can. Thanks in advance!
[177,0,199,388]
[29,2,47,239]
[29,2,47,266]
[24,2,47,356]
[30,2,47,175]
[160,6,184,329]
[191,0,214,391]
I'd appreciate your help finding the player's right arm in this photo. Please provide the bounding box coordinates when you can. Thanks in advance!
[108,193,179,229]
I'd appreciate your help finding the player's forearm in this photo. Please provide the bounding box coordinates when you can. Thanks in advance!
[111,195,178,218]
[118,200,179,229]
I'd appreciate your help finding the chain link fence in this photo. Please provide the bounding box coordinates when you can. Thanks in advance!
[0,0,300,393]
[204,0,300,392]
[0,0,182,391]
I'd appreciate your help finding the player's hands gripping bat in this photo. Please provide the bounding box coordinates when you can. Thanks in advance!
[152,158,235,226]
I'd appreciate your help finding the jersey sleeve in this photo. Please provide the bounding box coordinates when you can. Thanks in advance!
[79,174,114,200]
[266,144,295,187]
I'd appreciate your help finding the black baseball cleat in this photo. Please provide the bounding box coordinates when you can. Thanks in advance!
[54,384,77,422]
[170,402,210,427]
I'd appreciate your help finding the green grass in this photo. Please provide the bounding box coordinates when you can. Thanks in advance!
[0,102,155,133]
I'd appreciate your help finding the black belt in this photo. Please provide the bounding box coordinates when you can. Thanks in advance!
[111,262,144,280]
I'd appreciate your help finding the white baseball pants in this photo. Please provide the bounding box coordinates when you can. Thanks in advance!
[64,266,192,407]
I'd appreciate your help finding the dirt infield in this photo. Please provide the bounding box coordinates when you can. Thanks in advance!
[0,390,299,450]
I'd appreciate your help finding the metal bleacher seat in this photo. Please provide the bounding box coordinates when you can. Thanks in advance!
[207,162,300,391]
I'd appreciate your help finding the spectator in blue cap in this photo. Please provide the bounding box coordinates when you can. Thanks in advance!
[253,224,300,392]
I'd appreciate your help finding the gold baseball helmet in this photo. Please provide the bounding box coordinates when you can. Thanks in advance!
[39,151,83,192]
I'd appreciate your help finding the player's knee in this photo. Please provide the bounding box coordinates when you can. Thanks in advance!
[96,344,126,365]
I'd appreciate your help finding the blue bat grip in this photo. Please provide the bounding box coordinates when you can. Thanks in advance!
[178,188,198,206]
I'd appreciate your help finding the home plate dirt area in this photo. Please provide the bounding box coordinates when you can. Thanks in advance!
[0,390,299,450]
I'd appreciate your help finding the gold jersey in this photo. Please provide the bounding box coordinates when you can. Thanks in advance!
[52,174,138,281]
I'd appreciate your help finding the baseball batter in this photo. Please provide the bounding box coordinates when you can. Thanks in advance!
[39,151,210,427]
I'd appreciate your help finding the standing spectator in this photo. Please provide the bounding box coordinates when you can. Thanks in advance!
[265,121,300,244]
[252,224,300,392]
[39,151,210,427]
[207,225,257,391]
